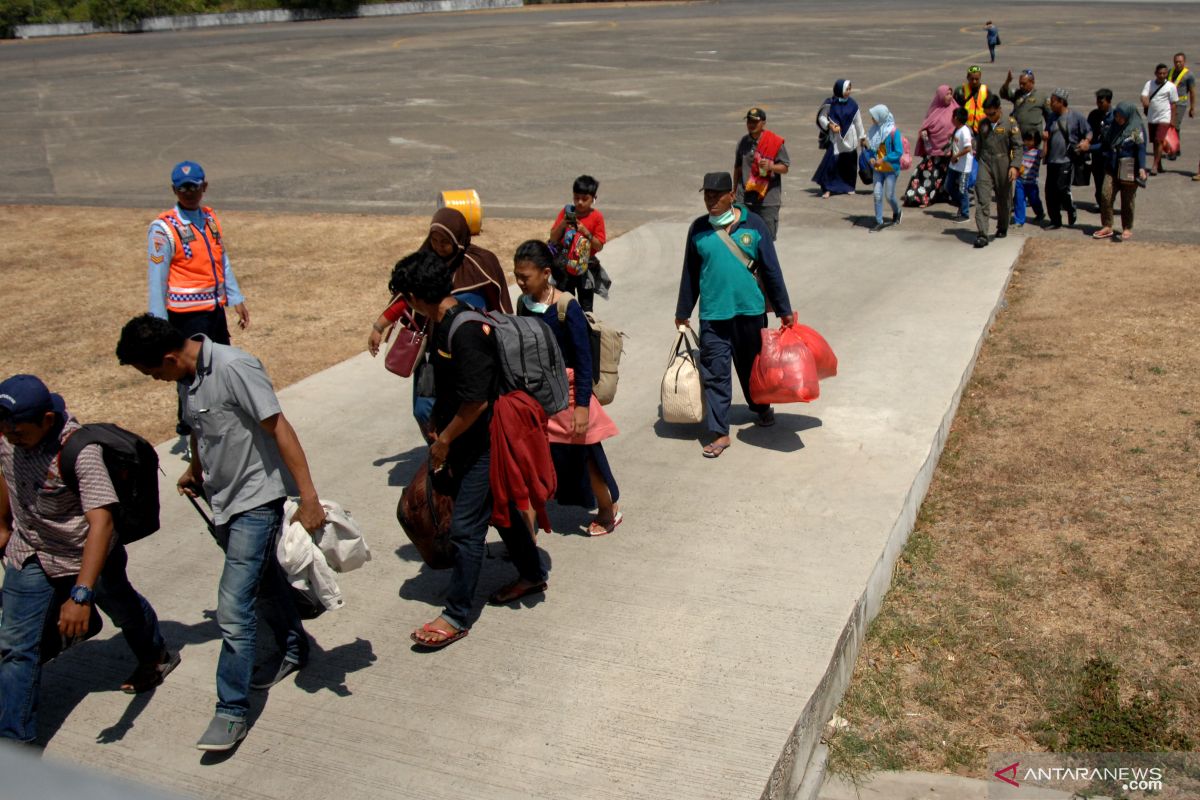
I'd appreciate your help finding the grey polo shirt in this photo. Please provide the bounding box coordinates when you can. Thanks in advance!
[179,335,287,525]
[735,134,791,208]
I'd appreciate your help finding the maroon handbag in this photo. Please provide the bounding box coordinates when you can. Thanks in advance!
[383,302,428,378]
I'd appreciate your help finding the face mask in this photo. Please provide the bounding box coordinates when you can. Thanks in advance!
[522,294,549,315]
[708,208,736,227]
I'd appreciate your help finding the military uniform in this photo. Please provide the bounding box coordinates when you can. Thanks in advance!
[973,113,1023,240]
[1000,85,1052,136]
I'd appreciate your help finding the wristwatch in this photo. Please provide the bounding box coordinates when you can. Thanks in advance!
[69,585,94,605]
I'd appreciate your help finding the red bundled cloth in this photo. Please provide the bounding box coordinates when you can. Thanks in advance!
[750,325,820,404]
[489,390,555,531]
[793,324,837,380]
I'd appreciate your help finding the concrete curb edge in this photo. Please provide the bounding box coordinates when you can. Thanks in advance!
[14,0,522,39]
[761,242,1026,800]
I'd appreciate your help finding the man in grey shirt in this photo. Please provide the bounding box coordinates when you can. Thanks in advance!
[733,107,790,240]
[117,314,326,752]
[1043,88,1091,229]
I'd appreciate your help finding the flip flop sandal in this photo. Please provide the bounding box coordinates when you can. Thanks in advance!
[1120,230,1133,241]
[702,443,730,459]
[410,622,468,649]
[487,581,548,606]
[586,511,624,537]
[1092,229,1114,240]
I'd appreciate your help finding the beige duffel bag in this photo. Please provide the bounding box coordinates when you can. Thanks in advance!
[660,325,706,424]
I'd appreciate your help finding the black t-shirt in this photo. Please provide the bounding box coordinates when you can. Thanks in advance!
[432,302,498,472]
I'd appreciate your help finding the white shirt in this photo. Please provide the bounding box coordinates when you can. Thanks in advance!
[948,126,975,173]
[818,106,866,154]
[1141,79,1179,124]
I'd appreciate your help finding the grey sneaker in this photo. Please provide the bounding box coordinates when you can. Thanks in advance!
[250,657,303,690]
[196,715,247,751]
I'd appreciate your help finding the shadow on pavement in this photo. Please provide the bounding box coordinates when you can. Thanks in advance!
[735,413,821,453]
[372,445,428,487]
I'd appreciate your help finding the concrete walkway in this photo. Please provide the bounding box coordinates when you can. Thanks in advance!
[33,221,1021,799]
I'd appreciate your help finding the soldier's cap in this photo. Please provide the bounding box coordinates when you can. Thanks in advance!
[0,374,65,424]
[700,172,734,193]
[745,107,767,121]
[171,160,206,188]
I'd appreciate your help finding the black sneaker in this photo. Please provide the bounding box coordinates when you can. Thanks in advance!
[1044,221,1062,230]
[952,214,970,224]
[973,236,990,249]
[996,229,1008,239]
[869,222,886,233]
[251,657,304,690]
[1067,212,1077,227]
[892,210,902,226]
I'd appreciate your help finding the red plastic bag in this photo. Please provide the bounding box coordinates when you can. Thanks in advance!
[793,324,837,380]
[750,325,819,404]
[1163,126,1180,157]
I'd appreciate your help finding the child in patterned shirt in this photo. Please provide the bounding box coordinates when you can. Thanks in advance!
[1014,129,1045,226]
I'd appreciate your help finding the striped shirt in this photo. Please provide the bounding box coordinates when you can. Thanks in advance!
[0,415,117,578]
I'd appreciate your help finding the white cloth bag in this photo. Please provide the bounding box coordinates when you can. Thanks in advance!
[660,326,706,424]
[277,499,371,612]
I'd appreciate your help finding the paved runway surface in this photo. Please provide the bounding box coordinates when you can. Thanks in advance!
[3,2,1198,798]
[2,0,1199,238]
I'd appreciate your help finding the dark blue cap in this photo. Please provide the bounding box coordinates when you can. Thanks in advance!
[171,160,206,188]
[0,374,66,423]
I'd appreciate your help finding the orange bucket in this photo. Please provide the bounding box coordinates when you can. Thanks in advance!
[437,189,482,235]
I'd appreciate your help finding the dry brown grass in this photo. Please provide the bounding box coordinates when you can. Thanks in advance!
[829,239,1200,782]
[0,205,550,443]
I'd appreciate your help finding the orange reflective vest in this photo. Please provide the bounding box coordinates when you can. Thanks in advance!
[961,83,989,131]
[158,207,227,314]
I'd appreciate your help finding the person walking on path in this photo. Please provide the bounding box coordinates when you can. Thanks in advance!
[813,80,867,198]
[388,251,549,649]
[148,161,249,444]
[1141,64,1179,175]
[955,66,990,133]
[985,21,1000,63]
[1093,102,1148,242]
[0,376,177,744]
[548,175,610,313]
[999,68,1051,138]
[1087,90,1116,209]
[512,241,622,537]
[1043,88,1091,229]
[906,84,959,208]
[674,172,794,459]
[734,107,790,240]
[972,96,1022,248]
[866,105,904,232]
[1167,53,1195,160]
[116,315,326,752]
[946,108,975,223]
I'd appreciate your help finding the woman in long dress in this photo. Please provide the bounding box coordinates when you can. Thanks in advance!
[812,79,867,198]
[904,84,959,208]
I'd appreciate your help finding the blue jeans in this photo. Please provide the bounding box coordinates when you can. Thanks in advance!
[442,452,548,631]
[0,547,165,742]
[873,172,899,223]
[1013,180,1044,224]
[698,314,768,436]
[211,499,306,720]
[946,167,971,217]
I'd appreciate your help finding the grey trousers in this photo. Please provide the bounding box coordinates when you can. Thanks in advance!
[974,160,1012,237]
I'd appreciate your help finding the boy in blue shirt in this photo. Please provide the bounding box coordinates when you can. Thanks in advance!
[1014,129,1045,227]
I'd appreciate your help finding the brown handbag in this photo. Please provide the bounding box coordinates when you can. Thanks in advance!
[383,299,428,378]
[396,459,455,569]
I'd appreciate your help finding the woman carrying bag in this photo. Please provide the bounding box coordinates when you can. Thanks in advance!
[813,79,868,198]
[867,105,905,233]
[512,240,623,537]
[1093,102,1148,243]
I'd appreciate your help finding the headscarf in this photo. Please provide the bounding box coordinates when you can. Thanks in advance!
[915,84,958,156]
[419,207,513,313]
[1107,101,1145,151]
[826,78,859,133]
[867,105,896,150]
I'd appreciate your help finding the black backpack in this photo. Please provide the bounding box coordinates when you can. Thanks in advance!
[60,423,161,544]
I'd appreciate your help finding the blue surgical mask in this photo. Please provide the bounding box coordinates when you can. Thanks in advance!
[522,294,549,315]
[708,208,736,227]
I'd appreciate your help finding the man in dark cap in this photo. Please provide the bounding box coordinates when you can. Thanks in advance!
[0,375,176,743]
[733,107,790,240]
[674,172,794,459]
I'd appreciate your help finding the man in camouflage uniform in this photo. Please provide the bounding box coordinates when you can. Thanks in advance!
[973,95,1023,249]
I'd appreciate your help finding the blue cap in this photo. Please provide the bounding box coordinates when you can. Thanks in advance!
[0,374,66,423]
[171,160,206,188]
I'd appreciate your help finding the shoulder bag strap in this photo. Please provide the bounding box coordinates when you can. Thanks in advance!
[714,228,755,272]
[555,292,575,323]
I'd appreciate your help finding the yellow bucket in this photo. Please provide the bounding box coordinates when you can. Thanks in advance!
[437,189,482,235]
